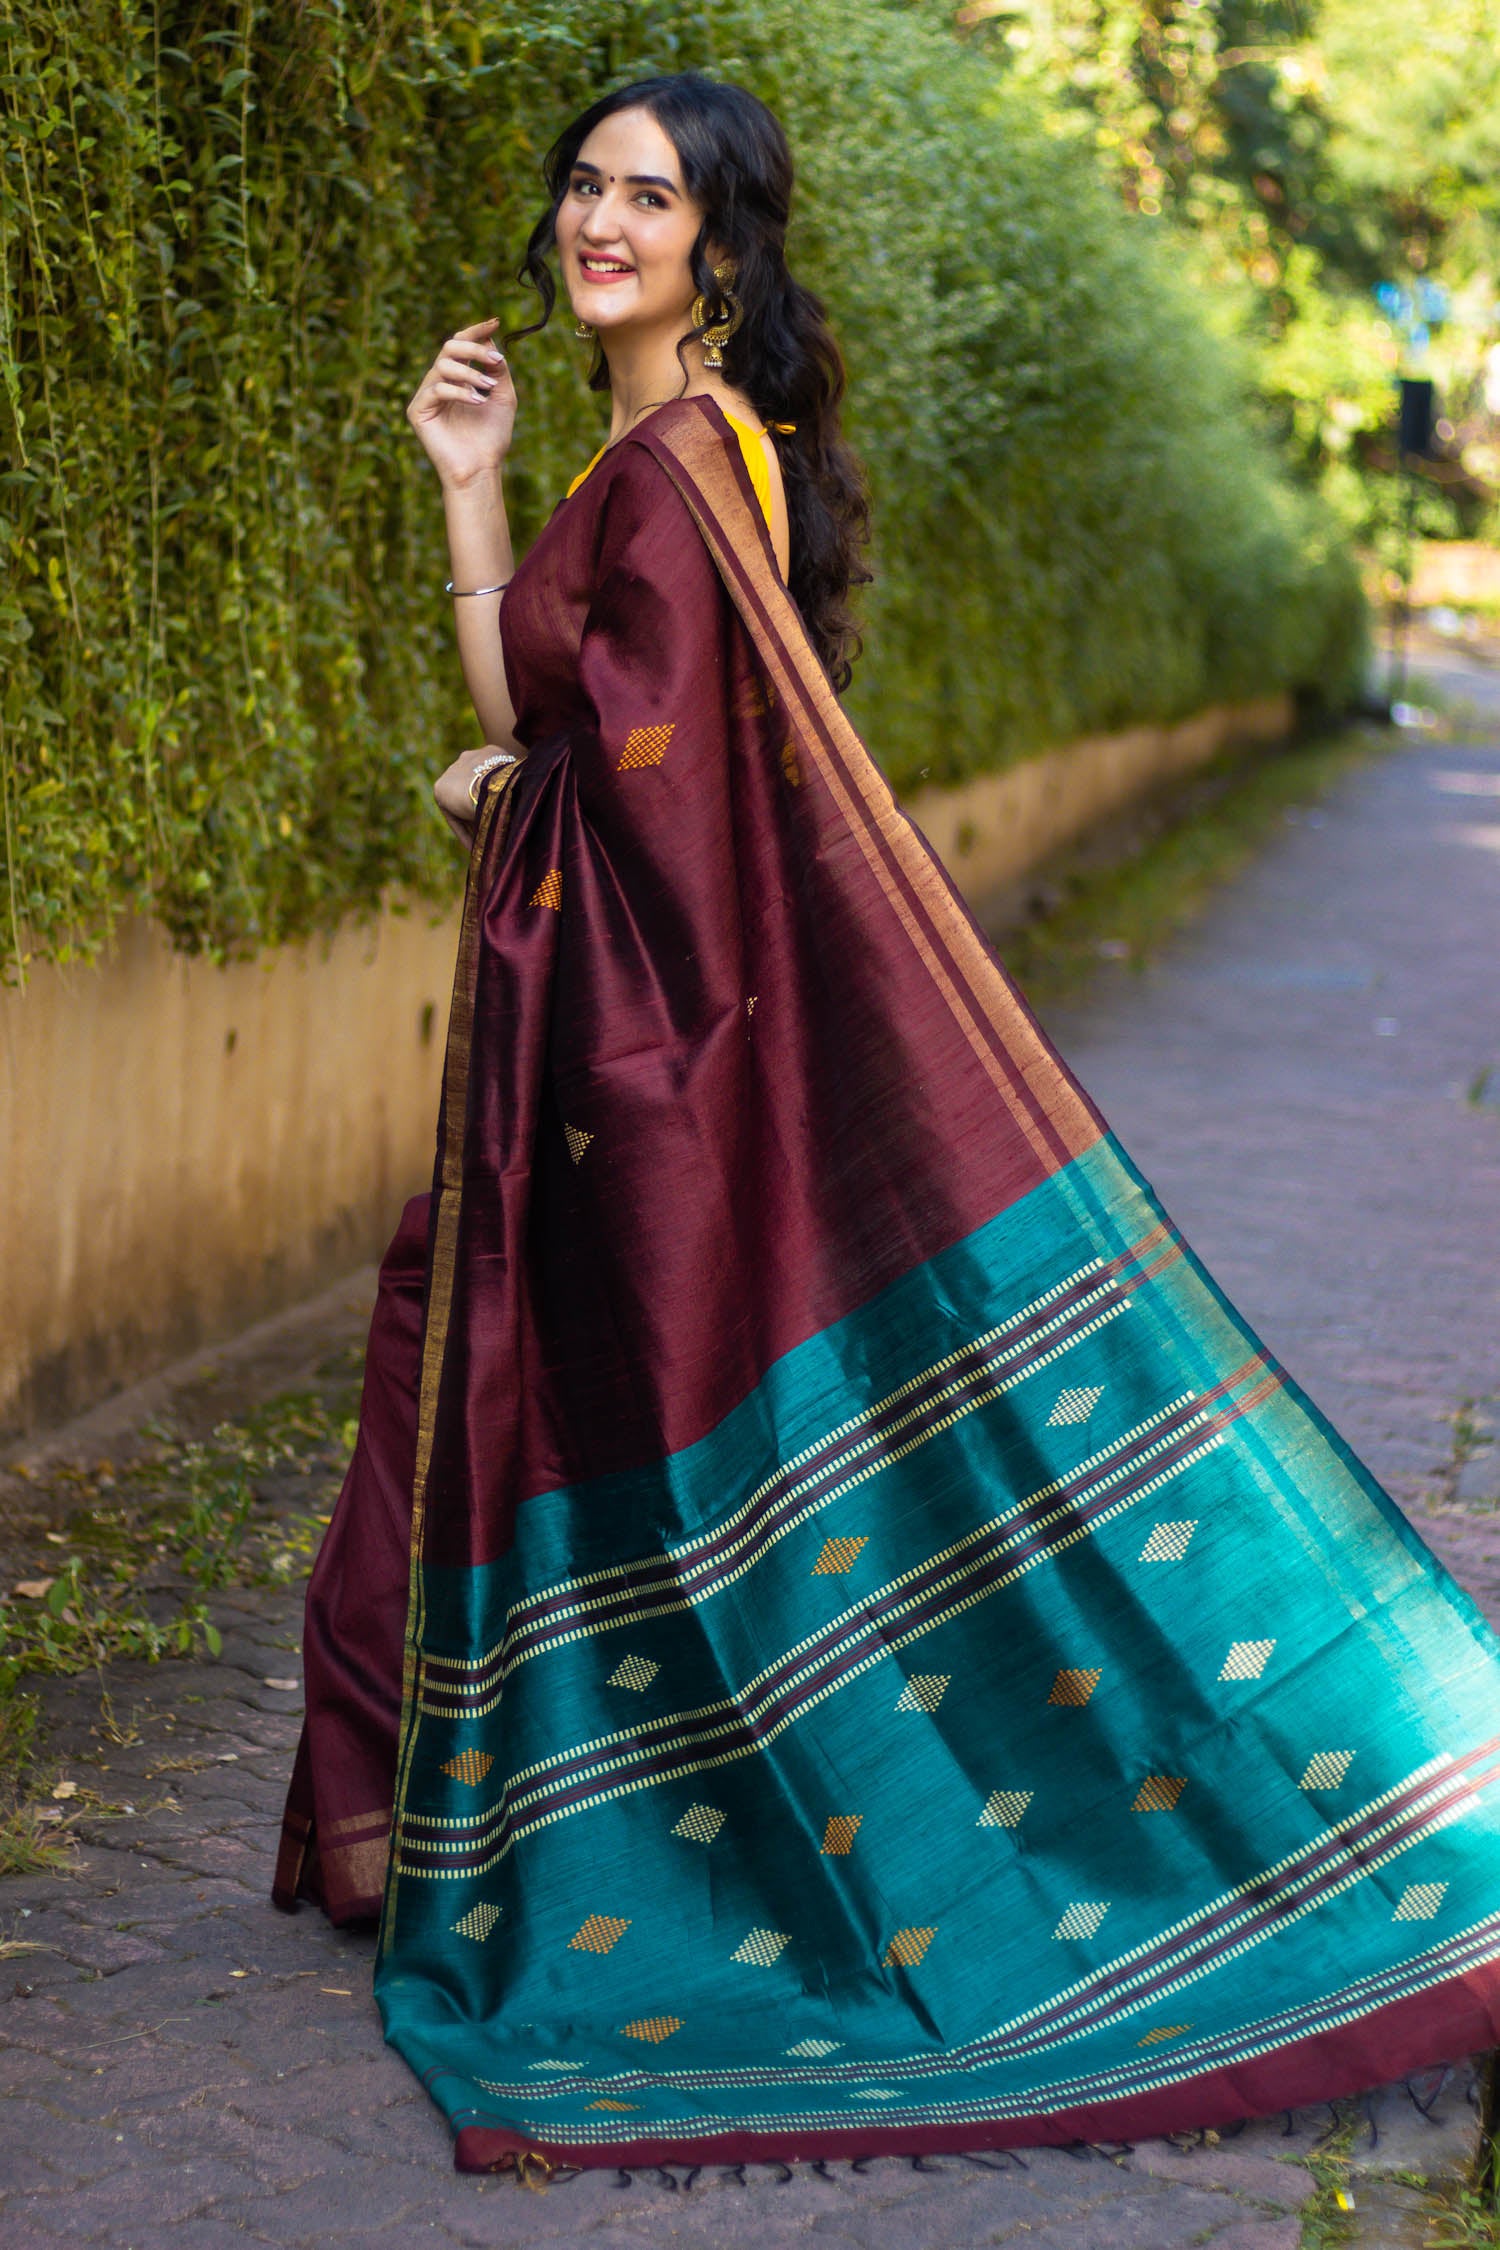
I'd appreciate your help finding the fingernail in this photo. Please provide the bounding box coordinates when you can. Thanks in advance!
[486,349,505,365]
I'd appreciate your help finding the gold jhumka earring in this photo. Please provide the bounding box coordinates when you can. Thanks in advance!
[574,318,595,340]
[691,262,743,369]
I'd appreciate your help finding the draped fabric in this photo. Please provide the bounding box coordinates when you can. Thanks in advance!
[280,397,1500,2173]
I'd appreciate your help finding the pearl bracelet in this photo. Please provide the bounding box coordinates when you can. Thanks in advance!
[467,751,519,807]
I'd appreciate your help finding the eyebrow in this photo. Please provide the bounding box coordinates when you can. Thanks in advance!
[570,160,680,194]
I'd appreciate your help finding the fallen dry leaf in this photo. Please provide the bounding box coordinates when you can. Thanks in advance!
[51,1780,78,1801]
[13,1579,55,1600]
[262,1678,299,1692]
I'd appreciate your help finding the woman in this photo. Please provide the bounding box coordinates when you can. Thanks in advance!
[274,73,1500,2177]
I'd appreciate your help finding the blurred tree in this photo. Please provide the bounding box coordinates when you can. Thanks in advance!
[957,0,1500,542]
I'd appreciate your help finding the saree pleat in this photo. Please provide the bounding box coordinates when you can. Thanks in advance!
[283,397,1500,2171]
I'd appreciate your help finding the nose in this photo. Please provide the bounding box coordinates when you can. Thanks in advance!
[579,189,624,242]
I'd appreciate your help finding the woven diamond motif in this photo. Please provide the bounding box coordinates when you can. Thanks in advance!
[607,1654,659,1693]
[1132,1775,1187,1812]
[1048,1384,1103,1426]
[617,722,675,770]
[569,1913,631,1955]
[747,995,758,1016]
[1054,1900,1110,1942]
[1048,1667,1101,1706]
[732,1928,790,1967]
[1298,1750,1354,1791]
[529,2060,585,2072]
[780,739,803,787]
[619,2015,682,2043]
[1393,1882,1448,1921]
[884,1926,935,1967]
[1219,1639,1275,1681]
[528,867,563,911]
[787,2038,842,2058]
[978,1789,1033,1829]
[821,1815,862,1856]
[441,1748,494,1787]
[672,1802,725,1845]
[853,2087,904,2101]
[1139,1520,1198,1563]
[812,1535,867,1575]
[894,1673,949,1714]
[588,2098,640,2111]
[451,1900,502,1943]
[1138,2023,1193,2047]
[563,1123,593,1165]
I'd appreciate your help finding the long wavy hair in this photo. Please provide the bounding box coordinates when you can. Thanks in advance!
[509,73,871,691]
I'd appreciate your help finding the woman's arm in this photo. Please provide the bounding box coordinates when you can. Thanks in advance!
[406,318,526,829]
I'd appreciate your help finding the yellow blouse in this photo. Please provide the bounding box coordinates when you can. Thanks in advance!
[566,410,785,528]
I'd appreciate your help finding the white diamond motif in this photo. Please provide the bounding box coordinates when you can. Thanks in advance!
[786,2038,842,2058]
[607,1653,659,1692]
[894,1673,950,1714]
[977,1789,1033,1830]
[1048,1385,1104,1426]
[732,1928,791,1968]
[1219,1639,1275,1681]
[451,1901,502,1943]
[1393,1882,1448,1921]
[1139,1520,1197,1563]
[1298,1750,1355,1791]
[672,1802,725,1845]
[1053,1900,1110,1942]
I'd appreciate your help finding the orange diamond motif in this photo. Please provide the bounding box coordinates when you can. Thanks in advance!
[1132,1775,1187,1812]
[812,1536,867,1576]
[780,739,803,787]
[1048,1668,1101,1707]
[441,1748,494,1787]
[1138,2022,1192,2047]
[618,723,675,770]
[528,867,563,911]
[569,1913,631,1955]
[821,1815,863,1856]
[587,2098,640,2111]
[884,1926,935,1968]
[619,2015,682,2043]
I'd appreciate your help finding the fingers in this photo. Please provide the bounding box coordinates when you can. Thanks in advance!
[435,353,507,394]
[444,337,507,369]
[423,379,502,408]
[454,316,502,340]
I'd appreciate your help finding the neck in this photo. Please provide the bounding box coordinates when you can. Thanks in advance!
[601,324,724,441]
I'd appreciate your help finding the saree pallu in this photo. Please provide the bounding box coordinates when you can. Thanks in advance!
[293,397,1500,2172]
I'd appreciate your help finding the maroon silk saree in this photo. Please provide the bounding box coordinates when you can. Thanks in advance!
[276,397,1500,2173]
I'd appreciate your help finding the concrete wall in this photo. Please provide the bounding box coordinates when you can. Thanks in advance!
[0,692,1290,1440]
[1,906,461,1437]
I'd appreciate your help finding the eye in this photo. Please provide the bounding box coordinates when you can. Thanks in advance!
[569,175,599,197]
[636,191,667,209]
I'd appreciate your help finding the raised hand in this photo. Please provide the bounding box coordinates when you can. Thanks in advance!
[406,317,517,488]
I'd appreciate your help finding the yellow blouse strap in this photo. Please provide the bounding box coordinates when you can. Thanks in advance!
[564,442,607,500]
[565,414,796,522]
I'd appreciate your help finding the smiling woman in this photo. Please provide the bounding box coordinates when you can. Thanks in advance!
[272,68,1500,2184]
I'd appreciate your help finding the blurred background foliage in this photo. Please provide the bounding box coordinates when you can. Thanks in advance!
[0,0,1404,976]
[974,0,1500,558]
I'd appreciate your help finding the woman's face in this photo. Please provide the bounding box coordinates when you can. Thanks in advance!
[556,107,707,343]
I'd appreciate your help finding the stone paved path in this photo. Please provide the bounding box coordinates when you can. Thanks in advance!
[2,674,1498,2246]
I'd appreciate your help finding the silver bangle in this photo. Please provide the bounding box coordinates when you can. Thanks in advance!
[446,577,512,597]
[467,751,519,806]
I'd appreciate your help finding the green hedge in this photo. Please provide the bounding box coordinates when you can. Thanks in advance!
[0,0,1364,978]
